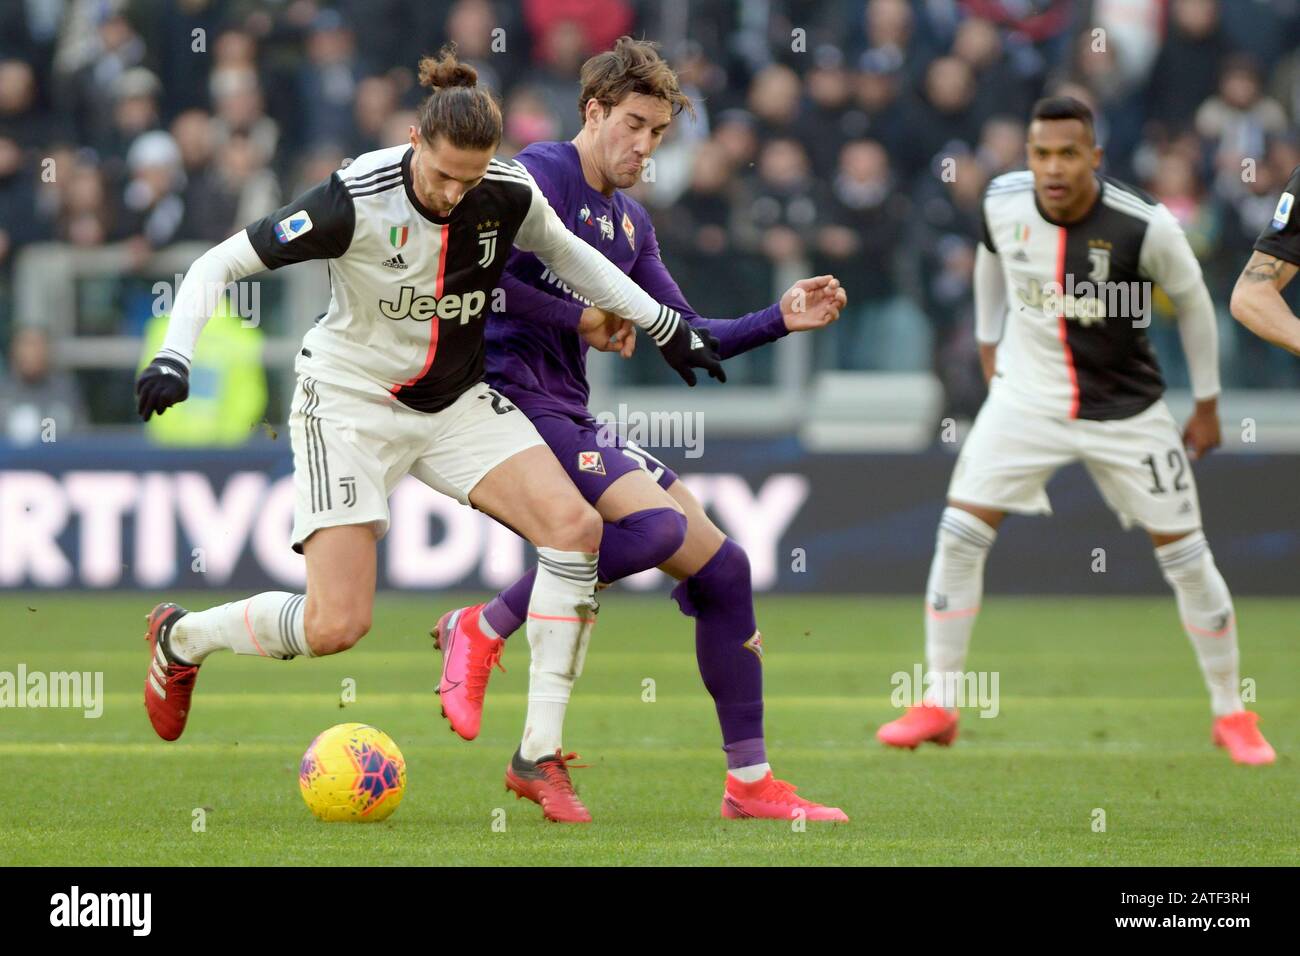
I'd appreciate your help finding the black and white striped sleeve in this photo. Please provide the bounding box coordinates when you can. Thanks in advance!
[509,163,677,341]
[245,172,356,269]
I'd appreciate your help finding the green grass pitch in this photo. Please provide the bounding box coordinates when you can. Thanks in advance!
[1,592,1295,866]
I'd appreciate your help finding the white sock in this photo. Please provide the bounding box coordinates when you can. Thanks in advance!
[729,763,771,783]
[1156,532,1242,717]
[922,507,996,709]
[170,592,310,664]
[520,548,598,761]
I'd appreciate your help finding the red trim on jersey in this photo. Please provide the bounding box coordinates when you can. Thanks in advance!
[1055,226,1080,419]
[391,222,450,396]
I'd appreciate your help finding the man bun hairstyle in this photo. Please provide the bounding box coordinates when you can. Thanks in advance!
[415,45,502,150]
[577,36,696,122]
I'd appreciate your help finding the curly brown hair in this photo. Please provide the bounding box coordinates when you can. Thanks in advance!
[415,45,502,150]
[577,36,695,122]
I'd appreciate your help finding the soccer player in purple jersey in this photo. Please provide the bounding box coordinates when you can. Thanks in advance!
[432,38,850,822]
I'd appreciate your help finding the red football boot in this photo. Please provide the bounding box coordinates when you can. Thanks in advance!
[721,771,848,822]
[433,604,505,741]
[1212,711,1276,765]
[504,749,592,823]
[876,702,960,749]
[143,603,198,741]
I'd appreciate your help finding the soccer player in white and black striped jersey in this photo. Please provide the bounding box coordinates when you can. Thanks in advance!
[132,50,724,817]
[876,97,1275,764]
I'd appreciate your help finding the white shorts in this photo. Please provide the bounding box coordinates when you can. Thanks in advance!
[948,395,1202,534]
[288,377,544,552]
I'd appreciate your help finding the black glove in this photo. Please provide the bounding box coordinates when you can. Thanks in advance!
[135,356,190,420]
[651,308,726,387]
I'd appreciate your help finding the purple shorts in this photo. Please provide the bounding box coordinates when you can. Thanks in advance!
[527,410,679,505]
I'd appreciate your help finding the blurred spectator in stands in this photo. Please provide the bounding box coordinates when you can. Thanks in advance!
[748,63,802,142]
[653,139,737,258]
[848,52,911,169]
[977,114,1026,178]
[903,57,982,177]
[791,47,856,180]
[737,137,827,266]
[117,130,186,252]
[296,10,361,150]
[100,67,162,170]
[858,0,918,76]
[180,130,279,243]
[55,4,147,153]
[0,134,48,268]
[446,0,514,95]
[380,110,419,154]
[209,66,279,166]
[528,19,592,141]
[523,0,634,65]
[1,327,87,444]
[502,84,563,155]
[713,109,759,172]
[58,156,111,247]
[292,144,349,199]
[0,60,59,149]
[1198,55,1289,201]
[915,150,989,392]
[814,139,914,371]
[952,17,1035,130]
[1146,0,1228,138]
[352,75,399,155]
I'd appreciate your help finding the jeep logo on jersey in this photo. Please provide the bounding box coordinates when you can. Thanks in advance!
[379,286,487,324]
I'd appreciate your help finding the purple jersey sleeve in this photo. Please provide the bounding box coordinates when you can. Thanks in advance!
[496,261,584,332]
[629,221,787,360]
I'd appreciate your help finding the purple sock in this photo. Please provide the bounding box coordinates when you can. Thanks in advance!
[481,508,687,640]
[671,539,766,769]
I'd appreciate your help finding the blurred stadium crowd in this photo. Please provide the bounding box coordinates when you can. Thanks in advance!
[3,0,1300,439]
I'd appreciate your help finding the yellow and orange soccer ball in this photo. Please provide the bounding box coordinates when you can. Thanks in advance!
[298,723,407,822]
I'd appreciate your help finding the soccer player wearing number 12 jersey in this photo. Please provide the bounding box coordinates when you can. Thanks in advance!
[876,97,1274,764]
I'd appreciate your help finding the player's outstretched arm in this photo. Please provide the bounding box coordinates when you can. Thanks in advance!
[136,172,355,420]
[1230,251,1300,356]
[135,230,268,420]
[628,224,842,360]
[511,170,723,385]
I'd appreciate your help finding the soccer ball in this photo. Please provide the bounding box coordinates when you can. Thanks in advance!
[298,722,407,822]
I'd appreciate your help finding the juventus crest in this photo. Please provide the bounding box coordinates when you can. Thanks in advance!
[476,220,499,268]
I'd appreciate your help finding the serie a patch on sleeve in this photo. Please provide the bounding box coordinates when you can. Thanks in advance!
[275,210,314,244]
[1270,191,1293,231]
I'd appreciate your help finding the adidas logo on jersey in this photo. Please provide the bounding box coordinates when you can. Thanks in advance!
[381,253,408,270]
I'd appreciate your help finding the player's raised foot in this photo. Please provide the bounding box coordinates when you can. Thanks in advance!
[876,702,959,749]
[432,604,504,741]
[504,749,592,823]
[142,602,198,741]
[721,771,848,822]
[1212,711,1276,765]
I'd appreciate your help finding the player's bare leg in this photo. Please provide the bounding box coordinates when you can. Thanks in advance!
[878,500,1003,751]
[1149,528,1275,765]
[464,445,601,822]
[143,523,377,741]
